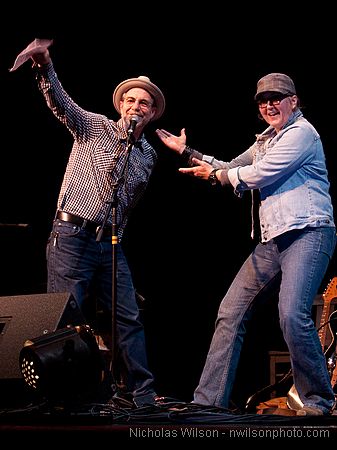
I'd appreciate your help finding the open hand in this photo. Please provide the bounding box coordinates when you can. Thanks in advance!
[155,128,187,154]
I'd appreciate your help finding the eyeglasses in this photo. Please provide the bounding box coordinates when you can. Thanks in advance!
[257,94,290,109]
[124,97,153,110]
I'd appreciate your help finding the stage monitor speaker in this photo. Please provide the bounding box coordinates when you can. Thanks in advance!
[0,292,86,380]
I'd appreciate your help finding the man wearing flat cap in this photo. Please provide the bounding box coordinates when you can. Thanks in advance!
[157,72,336,416]
[18,39,166,407]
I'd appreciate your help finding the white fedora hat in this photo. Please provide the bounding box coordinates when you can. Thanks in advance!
[113,75,165,121]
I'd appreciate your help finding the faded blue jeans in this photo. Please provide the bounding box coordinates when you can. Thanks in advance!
[46,218,156,405]
[194,226,337,414]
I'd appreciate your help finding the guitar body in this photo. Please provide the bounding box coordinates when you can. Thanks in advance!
[286,277,337,410]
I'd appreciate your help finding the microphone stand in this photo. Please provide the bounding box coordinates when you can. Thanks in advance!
[96,131,135,394]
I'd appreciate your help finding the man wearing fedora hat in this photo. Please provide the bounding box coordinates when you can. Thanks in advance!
[156,72,336,416]
[18,39,166,407]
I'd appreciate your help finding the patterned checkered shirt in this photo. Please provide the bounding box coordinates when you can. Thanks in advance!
[35,63,157,240]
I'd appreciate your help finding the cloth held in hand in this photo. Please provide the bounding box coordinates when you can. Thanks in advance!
[9,38,53,72]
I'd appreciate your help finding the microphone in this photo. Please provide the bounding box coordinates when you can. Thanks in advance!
[127,116,139,140]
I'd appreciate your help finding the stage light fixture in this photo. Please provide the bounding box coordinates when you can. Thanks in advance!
[19,324,104,402]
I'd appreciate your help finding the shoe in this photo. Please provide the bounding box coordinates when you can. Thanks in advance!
[109,391,135,409]
[134,394,182,408]
[132,393,158,408]
[296,406,324,416]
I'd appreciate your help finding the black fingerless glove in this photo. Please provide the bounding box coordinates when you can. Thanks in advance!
[181,146,203,167]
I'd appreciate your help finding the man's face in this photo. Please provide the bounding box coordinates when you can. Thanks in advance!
[120,87,156,129]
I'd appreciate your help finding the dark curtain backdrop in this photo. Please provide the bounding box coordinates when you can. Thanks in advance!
[1,7,336,407]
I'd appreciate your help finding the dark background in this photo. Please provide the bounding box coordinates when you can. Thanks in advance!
[1,7,336,408]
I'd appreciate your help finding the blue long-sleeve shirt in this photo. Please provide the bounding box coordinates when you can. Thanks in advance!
[202,110,335,242]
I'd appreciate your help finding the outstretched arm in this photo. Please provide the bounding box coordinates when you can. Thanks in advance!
[179,158,229,185]
[156,127,230,185]
[156,126,213,178]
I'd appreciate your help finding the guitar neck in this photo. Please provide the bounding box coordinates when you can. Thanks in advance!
[318,296,331,350]
[325,309,337,387]
[317,277,337,350]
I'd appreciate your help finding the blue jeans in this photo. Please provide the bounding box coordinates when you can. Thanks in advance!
[194,227,337,414]
[46,219,156,405]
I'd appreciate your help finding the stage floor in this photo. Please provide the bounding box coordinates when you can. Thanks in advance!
[1,398,337,442]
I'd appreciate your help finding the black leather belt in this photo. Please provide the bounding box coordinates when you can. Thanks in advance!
[56,211,112,235]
